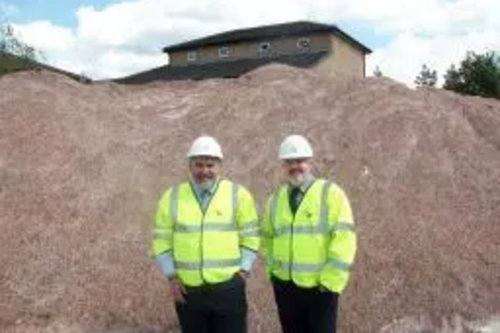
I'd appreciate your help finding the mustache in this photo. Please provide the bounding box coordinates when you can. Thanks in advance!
[197,175,215,180]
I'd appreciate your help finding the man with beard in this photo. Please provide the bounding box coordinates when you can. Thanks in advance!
[262,135,357,333]
[151,136,260,333]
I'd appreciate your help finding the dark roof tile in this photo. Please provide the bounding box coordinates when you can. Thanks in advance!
[162,21,372,54]
[113,51,329,84]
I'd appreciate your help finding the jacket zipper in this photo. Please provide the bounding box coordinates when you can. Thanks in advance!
[290,214,295,279]
[200,216,205,283]
[193,180,221,284]
[289,180,316,280]
[289,188,296,279]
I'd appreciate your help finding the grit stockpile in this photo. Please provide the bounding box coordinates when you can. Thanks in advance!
[1,66,499,333]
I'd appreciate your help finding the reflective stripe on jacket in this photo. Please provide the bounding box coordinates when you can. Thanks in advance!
[153,179,259,286]
[262,178,356,293]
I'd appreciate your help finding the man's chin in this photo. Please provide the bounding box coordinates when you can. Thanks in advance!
[198,179,216,190]
[288,176,306,187]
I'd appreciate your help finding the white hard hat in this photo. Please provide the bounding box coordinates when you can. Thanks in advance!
[279,135,313,160]
[187,136,223,159]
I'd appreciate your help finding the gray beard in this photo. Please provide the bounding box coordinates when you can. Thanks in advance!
[288,172,312,188]
[198,178,216,190]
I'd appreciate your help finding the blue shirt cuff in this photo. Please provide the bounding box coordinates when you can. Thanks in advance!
[156,252,176,279]
[241,248,257,272]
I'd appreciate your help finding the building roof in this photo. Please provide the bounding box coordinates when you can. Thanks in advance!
[162,21,372,54]
[113,51,330,84]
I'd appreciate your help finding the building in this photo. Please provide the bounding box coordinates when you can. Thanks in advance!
[115,21,372,83]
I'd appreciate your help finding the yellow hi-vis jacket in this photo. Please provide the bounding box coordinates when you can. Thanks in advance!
[262,179,356,294]
[152,179,260,287]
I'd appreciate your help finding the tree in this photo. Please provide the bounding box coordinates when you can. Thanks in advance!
[373,66,383,77]
[443,51,500,99]
[415,64,437,87]
[1,19,43,61]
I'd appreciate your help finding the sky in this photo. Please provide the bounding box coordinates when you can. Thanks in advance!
[1,0,499,85]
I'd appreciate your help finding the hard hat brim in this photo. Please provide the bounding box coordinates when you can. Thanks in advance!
[279,154,313,160]
[188,154,223,160]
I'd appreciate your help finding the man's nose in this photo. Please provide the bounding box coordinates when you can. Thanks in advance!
[200,167,211,175]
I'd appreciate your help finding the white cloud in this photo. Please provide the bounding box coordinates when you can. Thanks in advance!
[13,21,75,52]
[93,49,166,78]
[8,0,500,83]
[366,0,500,86]
[367,32,500,86]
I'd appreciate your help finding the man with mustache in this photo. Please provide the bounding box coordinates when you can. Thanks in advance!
[151,136,260,333]
[262,135,357,333]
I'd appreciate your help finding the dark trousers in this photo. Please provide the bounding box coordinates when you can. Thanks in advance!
[272,276,339,333]
[175,275,247,333]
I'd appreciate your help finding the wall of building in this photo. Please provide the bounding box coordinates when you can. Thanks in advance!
[168,33,332,66]
[315,35,366,78]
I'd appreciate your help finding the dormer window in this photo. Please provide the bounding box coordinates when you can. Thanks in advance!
[259,42,271,53]
[297,38,311,49]
[187,51,197,62]
[219,46,230,58]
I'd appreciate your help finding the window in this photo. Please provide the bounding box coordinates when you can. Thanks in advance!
[297,38,311,50]
[187,51,197,62]
[218,46,230,58]
[259,42,271,53]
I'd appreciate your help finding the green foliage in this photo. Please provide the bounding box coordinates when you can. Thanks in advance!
[0,22,42,61]
[415,64,438,88]
[443,51,500,99]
